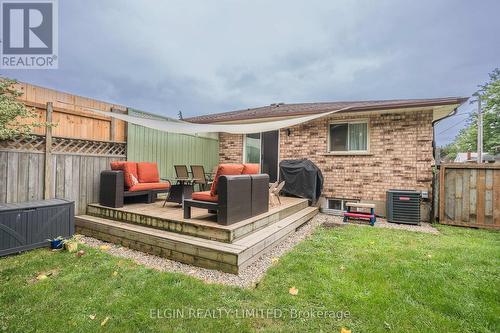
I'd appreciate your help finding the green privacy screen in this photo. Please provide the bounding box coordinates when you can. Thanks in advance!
[127,109,219,179]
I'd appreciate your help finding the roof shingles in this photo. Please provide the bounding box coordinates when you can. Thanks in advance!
[185,97,468,124]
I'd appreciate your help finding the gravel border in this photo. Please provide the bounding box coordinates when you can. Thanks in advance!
[79,213,438,288]
[319,213,439,234]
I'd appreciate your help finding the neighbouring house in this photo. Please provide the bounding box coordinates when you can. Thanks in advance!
[186,97,468,220]
[454,152,496,163]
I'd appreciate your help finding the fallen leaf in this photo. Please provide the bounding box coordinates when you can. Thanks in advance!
[341,328,351,333]
[369,241,375,245]
[89,314,96,320]
[427,254,432,258]
[289,287,298,295]
[340,265,346,271]
[384,321,392,330]
[36,274,48,281]
[99,245,111,251]
[112,271,118,277]
[271,257,279,265]
[100,317,110,326]
[76,250,85,257]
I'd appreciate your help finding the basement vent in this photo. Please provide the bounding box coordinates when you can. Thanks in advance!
[386,190,421,225]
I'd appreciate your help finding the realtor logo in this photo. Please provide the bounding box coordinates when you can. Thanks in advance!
[1,0,58,68]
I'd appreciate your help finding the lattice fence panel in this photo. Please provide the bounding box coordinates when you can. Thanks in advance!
[0,135,126,156]
[0,135,45,152]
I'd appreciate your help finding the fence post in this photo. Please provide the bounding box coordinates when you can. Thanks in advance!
[44,102,53,199]
[438,165,446,223]
[110,108,116,142]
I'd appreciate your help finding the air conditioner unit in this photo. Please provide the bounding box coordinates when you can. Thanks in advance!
[386,190,421,225]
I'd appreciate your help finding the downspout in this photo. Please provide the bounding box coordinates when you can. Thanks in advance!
[431,106,460,160]
[430,105,460,222]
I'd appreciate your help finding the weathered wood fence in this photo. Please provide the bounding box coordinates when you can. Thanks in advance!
[0,134,126,215]
[0,83,128,215]
[14,82,127,141]
[438,164,500,229]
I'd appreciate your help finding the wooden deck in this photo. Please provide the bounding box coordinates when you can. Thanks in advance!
[86,196,309,242]
[76,197,319,274]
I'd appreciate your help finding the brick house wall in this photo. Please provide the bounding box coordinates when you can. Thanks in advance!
[218,110,435,219]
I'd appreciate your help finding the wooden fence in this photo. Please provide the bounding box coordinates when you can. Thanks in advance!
[14,82,127,141]
[0,135,126,214]
[0,82,130,214]
[438,164,500,229]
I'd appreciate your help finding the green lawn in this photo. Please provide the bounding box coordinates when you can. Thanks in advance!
[0,224,498,333]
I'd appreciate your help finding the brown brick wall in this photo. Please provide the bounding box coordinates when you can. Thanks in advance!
[219,110,435,217]
[219,133,244,163]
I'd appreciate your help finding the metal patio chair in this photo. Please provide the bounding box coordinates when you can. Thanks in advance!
[269,181,283,206]
[174,165,190,180]
[190,165,212,191]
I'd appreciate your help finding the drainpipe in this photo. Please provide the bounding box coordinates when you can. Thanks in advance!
[431,105,460,222]
[431,107,459,161]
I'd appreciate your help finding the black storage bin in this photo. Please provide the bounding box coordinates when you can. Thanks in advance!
[0,199,74,256]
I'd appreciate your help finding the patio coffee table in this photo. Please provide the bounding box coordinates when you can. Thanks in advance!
[162,177,199,207]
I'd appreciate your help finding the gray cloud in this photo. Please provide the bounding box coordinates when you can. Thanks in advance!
[2,0,498,145]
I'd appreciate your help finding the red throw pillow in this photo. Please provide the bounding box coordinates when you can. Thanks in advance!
[110,161,138,188]
[242,163,260,174]
[137,162,160,183]
[210,164,244,196]
[110,161,125,170]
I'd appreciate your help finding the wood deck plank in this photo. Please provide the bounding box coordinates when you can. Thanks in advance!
[86,197,309,242]
[75,201,319,274]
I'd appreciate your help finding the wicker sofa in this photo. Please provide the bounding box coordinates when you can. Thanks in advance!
[183,163,269,225]
[99,161,170,208]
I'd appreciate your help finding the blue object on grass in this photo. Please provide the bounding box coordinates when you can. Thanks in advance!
[50,239,64,249]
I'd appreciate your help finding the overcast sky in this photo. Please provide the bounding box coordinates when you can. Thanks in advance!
[2,0,499,145]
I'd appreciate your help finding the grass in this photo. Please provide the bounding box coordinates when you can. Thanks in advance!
[0,224,498,332]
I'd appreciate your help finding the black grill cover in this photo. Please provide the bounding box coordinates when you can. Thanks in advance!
[279,159,323,204]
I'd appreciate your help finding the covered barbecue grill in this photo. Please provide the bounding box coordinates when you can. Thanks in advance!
[279,159,323,204]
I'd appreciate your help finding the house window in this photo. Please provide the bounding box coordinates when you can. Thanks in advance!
[244,133,261,163]
[328,199,343,210]
[325,198,359,213]
[329,121,368,152]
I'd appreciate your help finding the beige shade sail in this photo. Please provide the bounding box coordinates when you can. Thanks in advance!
[88,106,352,135]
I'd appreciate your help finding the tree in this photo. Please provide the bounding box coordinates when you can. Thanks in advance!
[443,69,500,159]
[0,78,45,140]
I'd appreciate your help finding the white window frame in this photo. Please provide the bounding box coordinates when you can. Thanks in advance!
[242,132,280,180]
[327,119,370,154]
[243,133,262,164]
[324,198,359,213]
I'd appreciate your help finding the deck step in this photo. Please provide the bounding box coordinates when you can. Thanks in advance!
[76,206,318,274]
[236,207,318,269]
[86,198,309,243]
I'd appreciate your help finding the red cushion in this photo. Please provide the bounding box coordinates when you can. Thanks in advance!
[210,164,244,196]
[242,163,260,174]
[110,161,125,170]
[110,161,138,188]
[128,182,170,192]
[137,162,160,183]
[192,191,218,202]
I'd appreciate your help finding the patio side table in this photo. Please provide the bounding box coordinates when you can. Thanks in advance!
[162,177,199,207]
